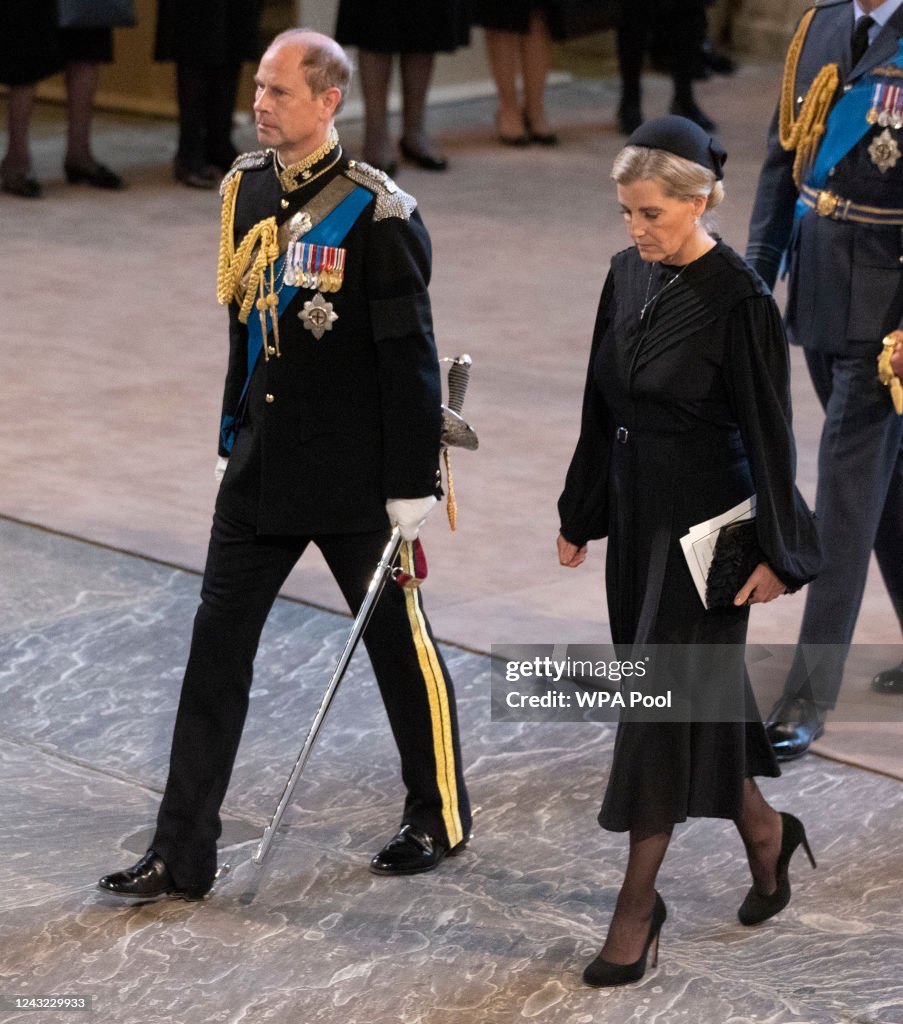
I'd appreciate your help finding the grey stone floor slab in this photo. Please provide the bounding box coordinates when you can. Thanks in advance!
[1,519,902,1023]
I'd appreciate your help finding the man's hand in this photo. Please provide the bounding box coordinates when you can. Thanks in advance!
[215,456,229,484]
[386,496,437,541]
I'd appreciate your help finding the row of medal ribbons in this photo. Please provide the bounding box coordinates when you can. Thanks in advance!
[868,82,903,127]
[284,241,346,293]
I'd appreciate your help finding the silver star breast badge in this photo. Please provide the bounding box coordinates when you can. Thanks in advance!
[299,292,338,339]
[869,128,901,173]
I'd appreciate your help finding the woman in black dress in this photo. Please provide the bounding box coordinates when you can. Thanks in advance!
[557,116,821,987]
[472,1,558,145]
[0,0,124,197]
[335,0,470,172]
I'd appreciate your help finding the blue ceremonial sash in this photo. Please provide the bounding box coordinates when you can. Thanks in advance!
[794,39,903,223]
[220,183,373,452]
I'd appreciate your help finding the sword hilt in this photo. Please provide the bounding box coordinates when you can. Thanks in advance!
[447,354,472,415]
[440,354,478,451]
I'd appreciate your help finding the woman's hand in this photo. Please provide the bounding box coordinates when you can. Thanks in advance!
[734,563,787,606]
[557,533,588,568]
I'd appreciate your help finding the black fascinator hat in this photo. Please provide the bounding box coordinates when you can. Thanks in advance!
[626,115,727,180]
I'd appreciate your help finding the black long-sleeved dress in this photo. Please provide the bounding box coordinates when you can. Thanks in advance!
[559,241,821,833]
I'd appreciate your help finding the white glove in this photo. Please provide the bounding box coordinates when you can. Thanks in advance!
[214,456,229,484]
[386,496,437,541]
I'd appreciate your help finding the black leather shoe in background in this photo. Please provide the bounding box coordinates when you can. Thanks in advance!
[669,100,717,132]
[173,160,220,189]
[98,850,209,901]
[871,662,903,694]
[765,697,825,761]
[369,824,466,875]
[64,160,125,190]
[399,139,448,171]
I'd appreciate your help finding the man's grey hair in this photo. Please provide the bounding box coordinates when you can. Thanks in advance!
[268,29,354,113]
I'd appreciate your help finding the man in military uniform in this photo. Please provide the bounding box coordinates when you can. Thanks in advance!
[746,0,903,757]
[98,29,471,900]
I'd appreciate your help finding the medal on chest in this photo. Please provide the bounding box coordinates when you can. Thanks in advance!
[298,292,339,339]
[869,127,901,172]
[284,240,346,292]
[867,81,903,128]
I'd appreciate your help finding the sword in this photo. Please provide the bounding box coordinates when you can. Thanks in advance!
[249,354,476,870]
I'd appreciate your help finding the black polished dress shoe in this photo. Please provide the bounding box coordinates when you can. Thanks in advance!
[399,139,448,171]
[765,697,825,761]
[369,824,466,875]
[173,160,220,189]
[669,100,717,132]
[872,662,903,694]
[98,850,209,901]
[64,161,125,190]
[738,812,816,925]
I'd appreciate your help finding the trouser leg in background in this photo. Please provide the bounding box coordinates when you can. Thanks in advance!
[203,62,241,170]
[784,348,903,710]
[175,61,211,171]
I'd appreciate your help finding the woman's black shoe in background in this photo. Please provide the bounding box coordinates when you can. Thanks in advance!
[65,161,125,190]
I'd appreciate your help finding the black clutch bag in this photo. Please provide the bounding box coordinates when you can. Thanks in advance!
[705,520,765,609]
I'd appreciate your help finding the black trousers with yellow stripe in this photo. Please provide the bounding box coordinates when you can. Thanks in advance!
[152,512,471,892]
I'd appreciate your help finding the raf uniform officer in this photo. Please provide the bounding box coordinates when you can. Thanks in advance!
[746,0,903,756]
[99,29,471,900]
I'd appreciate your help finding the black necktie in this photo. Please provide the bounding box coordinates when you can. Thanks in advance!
[851,14,875,67]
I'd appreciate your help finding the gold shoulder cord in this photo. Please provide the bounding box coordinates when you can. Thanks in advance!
[779,8,840,186]
[216,170,283,357]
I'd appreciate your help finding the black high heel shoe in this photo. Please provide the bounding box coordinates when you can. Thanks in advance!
[738,812,816,926]
[522,113,559,146]
[583,892,667,987]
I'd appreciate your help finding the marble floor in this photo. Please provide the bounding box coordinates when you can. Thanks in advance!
[2,517,902,1024]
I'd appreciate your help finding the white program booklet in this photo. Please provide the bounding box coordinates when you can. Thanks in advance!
[680,495,757,606]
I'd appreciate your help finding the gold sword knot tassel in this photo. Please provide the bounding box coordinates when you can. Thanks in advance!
[878,335,903,415]
[443,448,457,531]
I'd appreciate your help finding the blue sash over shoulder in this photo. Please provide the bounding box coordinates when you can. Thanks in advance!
[794,39,903,223]
[220,184,373,453]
